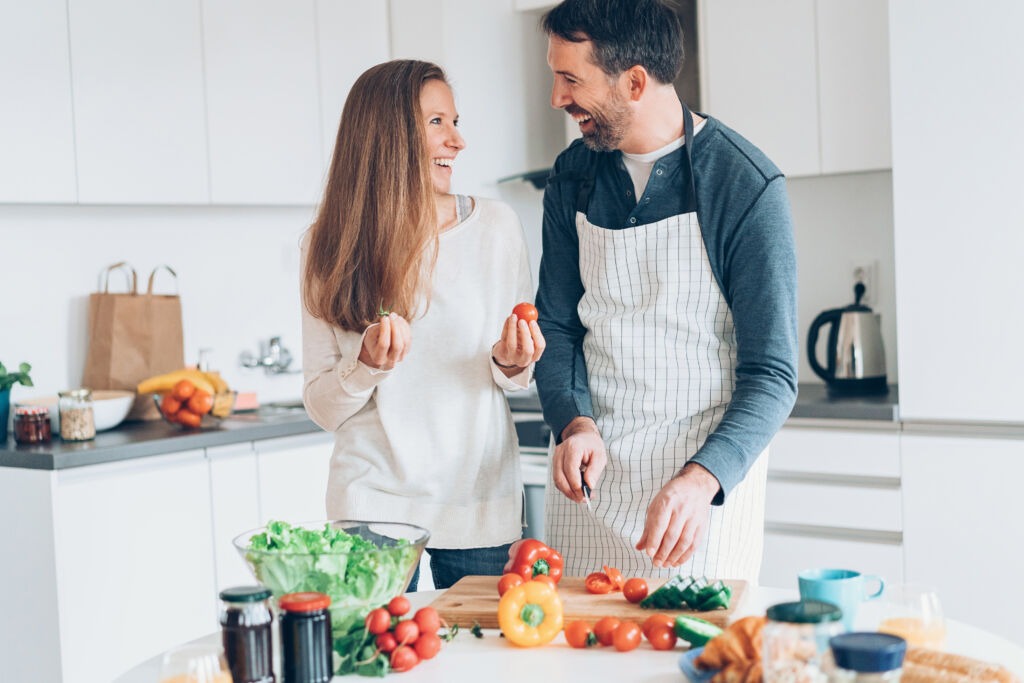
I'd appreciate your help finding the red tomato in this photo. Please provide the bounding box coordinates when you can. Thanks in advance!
[642,614,676,640]
[603,565,626,591]
[393,619,420,645]
[563,620,596,649]
[497,573,524,597]
[387,596,411,617]
[512,302,538,323]
[623,577,649,604]
[365,607,391,635]
[375,632,397,653]
[647,624,678,651]
[593,617,621,647]
[414,632,442,660]
[584,572,615,594]
[413,607,441,635]
[390,645,419,672]
[532,574,558,589]
[172,379,196,401]
[613,621,642,652]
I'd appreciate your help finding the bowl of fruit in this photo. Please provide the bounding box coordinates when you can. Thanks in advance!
[137,368,234,429]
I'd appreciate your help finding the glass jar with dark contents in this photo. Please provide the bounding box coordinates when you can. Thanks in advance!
[219,585,275,683]
[13,406,52,445]
[279,592,333,683]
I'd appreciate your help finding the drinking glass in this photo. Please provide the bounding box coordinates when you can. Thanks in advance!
[876,583,947,649]
[159,643,232,683]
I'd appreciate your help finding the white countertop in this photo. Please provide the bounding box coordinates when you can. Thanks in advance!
[115,585,1024,682]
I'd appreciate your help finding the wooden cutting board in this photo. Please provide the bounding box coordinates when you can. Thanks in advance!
[429,576,746,629]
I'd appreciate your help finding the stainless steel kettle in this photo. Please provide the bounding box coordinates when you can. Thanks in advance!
[807,282,888,396]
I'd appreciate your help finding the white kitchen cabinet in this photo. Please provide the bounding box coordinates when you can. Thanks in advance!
[890,2,1024,424]
[68,0,209,204]
[700,0,890,177]
[255,431,333,523]
[202,0,323,205]
[761,424,904,589]
[0,0,77,203]
[902,432,1024,645]
[207,442,262,592]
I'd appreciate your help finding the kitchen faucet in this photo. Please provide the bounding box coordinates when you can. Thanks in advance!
[239,336,298,375]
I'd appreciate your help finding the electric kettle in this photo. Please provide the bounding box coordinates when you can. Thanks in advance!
[807,282,888,396]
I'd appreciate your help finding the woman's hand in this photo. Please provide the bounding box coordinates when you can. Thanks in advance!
[492,314,546,374]
[358,313,412,371]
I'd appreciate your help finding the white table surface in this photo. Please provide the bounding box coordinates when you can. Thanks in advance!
[115,586,1024,682]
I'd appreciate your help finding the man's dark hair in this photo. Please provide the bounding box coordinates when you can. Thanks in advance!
[542,0,684,85]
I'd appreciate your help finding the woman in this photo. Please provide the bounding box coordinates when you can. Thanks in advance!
[301,60,544,590]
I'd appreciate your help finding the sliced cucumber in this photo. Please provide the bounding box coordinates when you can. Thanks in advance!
[674,615,723,647]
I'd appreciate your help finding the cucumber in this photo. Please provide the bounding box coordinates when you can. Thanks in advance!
[674,615,723,647]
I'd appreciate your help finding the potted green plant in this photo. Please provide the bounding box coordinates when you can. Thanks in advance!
[0,362,33,443]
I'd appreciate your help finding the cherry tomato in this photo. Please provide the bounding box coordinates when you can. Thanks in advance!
[177,409,202,429]
[647,624,678,651]
[172,379,195,401]
[512,302,539,323]
[187,389,213,416]
[390,645,419,672]
[612,620,642,652]
[365,607,391,635]
[642,613,676,640]
[414,632,442,660]
[497,572,524,597]
[375,632,397,653]
[623,577,649,604]
[387,596,411,617]
[563,620,596,649]
[532,574,558,589]
[394,619,420,645]
[603,565,626,591]
[593,617,621,647]
[413,607,441,635]
[585,572,615,594]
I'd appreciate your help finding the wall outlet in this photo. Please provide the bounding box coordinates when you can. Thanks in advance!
[851,260,879,306]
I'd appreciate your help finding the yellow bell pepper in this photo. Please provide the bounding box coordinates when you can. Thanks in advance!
[497,580,564,647]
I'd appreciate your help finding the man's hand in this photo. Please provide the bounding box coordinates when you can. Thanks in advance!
[636,463,720,568]
[358,313,412,371]
[551,417,607,503]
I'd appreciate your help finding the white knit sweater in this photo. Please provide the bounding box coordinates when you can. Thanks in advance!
[301,197,533,548]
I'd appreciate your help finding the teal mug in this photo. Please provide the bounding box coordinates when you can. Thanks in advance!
[798,568,885,630]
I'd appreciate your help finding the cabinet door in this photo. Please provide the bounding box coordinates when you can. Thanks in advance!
[0,0,76,203]
[701,0,820,177]
[816,0,890,174]
[208,442,262,592]
[902,433,1024,645]
[255,432,333,523]
[68,0,208,204]
[52,451,217,683]
[761,531,903,598]
[202,0,322,205]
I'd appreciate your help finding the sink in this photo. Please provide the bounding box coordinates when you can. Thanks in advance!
[263,399,306,411]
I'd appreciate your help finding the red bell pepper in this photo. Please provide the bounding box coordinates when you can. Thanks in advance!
[511,539,564,584]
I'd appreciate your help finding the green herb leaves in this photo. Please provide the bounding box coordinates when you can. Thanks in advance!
[0,362,33,391]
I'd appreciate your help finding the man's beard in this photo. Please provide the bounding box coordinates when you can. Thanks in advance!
[574,90,630,152]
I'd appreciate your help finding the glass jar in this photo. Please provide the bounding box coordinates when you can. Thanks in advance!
[13,406,52,445]
[219,586,275,683]
[764,600,845,683]
[58,389,95,441]
[279,592,333,683]
[828,632,906,682]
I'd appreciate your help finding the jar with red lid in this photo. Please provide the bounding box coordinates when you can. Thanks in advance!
[279,592,333,683]
[13,405,52,445]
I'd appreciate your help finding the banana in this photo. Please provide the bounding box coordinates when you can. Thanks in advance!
[137,368,216,396]
[201,370,230,395]
[211,391,235,418]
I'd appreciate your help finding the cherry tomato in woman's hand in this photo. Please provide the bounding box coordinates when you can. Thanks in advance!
[603,565,625,591]
[612,621,642,652]
[375,632,398,653]
[365,607,391,635]
[390,645,419,672]
[497,572,524,597]
[585,572,615,594]
[593,617,621,647]
[413,607,441,635]
[414,632,442,660]
[387,596,411,617]
[512,302,538,323]
[623,577,649,604]
[393,619,420,645]
[642,613,676,640]
[647,624,678,651]
[564,620,597,649]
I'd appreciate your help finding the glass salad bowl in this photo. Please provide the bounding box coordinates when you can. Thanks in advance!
[233,519,429,636]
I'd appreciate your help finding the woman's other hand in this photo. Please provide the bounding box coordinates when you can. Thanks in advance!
[359,313,412,371]
[492,314,546,374]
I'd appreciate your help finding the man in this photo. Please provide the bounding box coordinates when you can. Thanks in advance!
[533,0,798,582]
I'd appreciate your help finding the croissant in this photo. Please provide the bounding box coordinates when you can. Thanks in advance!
[696,616,767,672]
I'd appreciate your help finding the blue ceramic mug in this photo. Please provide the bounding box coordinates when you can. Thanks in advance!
[798,568,885,630]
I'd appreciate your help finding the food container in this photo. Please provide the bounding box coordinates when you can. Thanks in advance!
[764,600,845,683]
[58,389,95,441]
[828,632,906,682]
[219,585,275,683]
[279,592,333,683]
[13,405,52,444]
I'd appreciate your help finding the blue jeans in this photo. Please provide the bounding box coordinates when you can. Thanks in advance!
[407,543,513,591]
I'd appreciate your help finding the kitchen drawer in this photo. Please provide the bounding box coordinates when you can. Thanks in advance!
[760,531,903,590]
[771,427,900,478]
[766,479,902,532]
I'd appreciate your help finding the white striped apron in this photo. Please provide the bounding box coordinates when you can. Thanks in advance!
[544,109,767,582]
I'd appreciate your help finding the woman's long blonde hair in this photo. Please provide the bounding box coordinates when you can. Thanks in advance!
[303,60,447,331]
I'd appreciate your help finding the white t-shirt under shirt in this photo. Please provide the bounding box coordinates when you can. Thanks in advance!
[301,197,533,549]
[621,117,707,200]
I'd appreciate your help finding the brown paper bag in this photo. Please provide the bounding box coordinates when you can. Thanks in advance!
[82,262,185,421]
